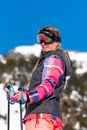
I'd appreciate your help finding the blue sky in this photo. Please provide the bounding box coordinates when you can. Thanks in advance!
[0,0,87,55]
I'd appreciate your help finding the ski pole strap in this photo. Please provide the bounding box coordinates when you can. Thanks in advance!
[18,87,25,92]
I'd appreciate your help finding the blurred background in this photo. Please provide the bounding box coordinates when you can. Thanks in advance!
[0,0,87,130]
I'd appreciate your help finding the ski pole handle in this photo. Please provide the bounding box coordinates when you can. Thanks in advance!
[18,87,25,104]
[7,85,15,104]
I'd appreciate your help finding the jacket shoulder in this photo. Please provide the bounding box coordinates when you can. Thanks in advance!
[55,49,72,76]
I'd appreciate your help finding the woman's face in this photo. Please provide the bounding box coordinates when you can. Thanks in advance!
[41,41,60,52]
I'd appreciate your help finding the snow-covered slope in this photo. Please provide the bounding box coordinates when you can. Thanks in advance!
[14,44,41,57]
[1,44,87,74]
[14,44,87,74]
[69,51,87,74]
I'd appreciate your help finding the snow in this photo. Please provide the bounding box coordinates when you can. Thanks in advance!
[2,73,13,83]
[14,44,41,57]
[74,121,80,130]
[0,55,7,64]
[69,51,87,74]
[70,90,82,102]
[69,51,87,62]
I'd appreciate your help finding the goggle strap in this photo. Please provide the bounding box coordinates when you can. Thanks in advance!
[38,31,61,43]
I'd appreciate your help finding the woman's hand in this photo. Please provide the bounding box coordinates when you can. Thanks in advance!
[13,91,27,102]
[5,88,14,99]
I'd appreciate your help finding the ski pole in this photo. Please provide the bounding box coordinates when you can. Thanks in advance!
[18,87,25,130]
[7,85,15,130]
[20,103,23,130]
[7,85,25,130]
[7,100,10,130]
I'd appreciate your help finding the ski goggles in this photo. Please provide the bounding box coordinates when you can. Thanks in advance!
[37,33,54,44]
[37,30,61,44]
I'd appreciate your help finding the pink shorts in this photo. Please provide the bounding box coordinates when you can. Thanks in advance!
[25,118,62,130]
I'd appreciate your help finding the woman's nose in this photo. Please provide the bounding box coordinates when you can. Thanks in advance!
[41,41,46,45]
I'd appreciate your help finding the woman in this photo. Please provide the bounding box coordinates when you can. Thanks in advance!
[6,25,72,130]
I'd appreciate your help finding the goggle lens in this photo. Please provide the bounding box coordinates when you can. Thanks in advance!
[37,34,53,44]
